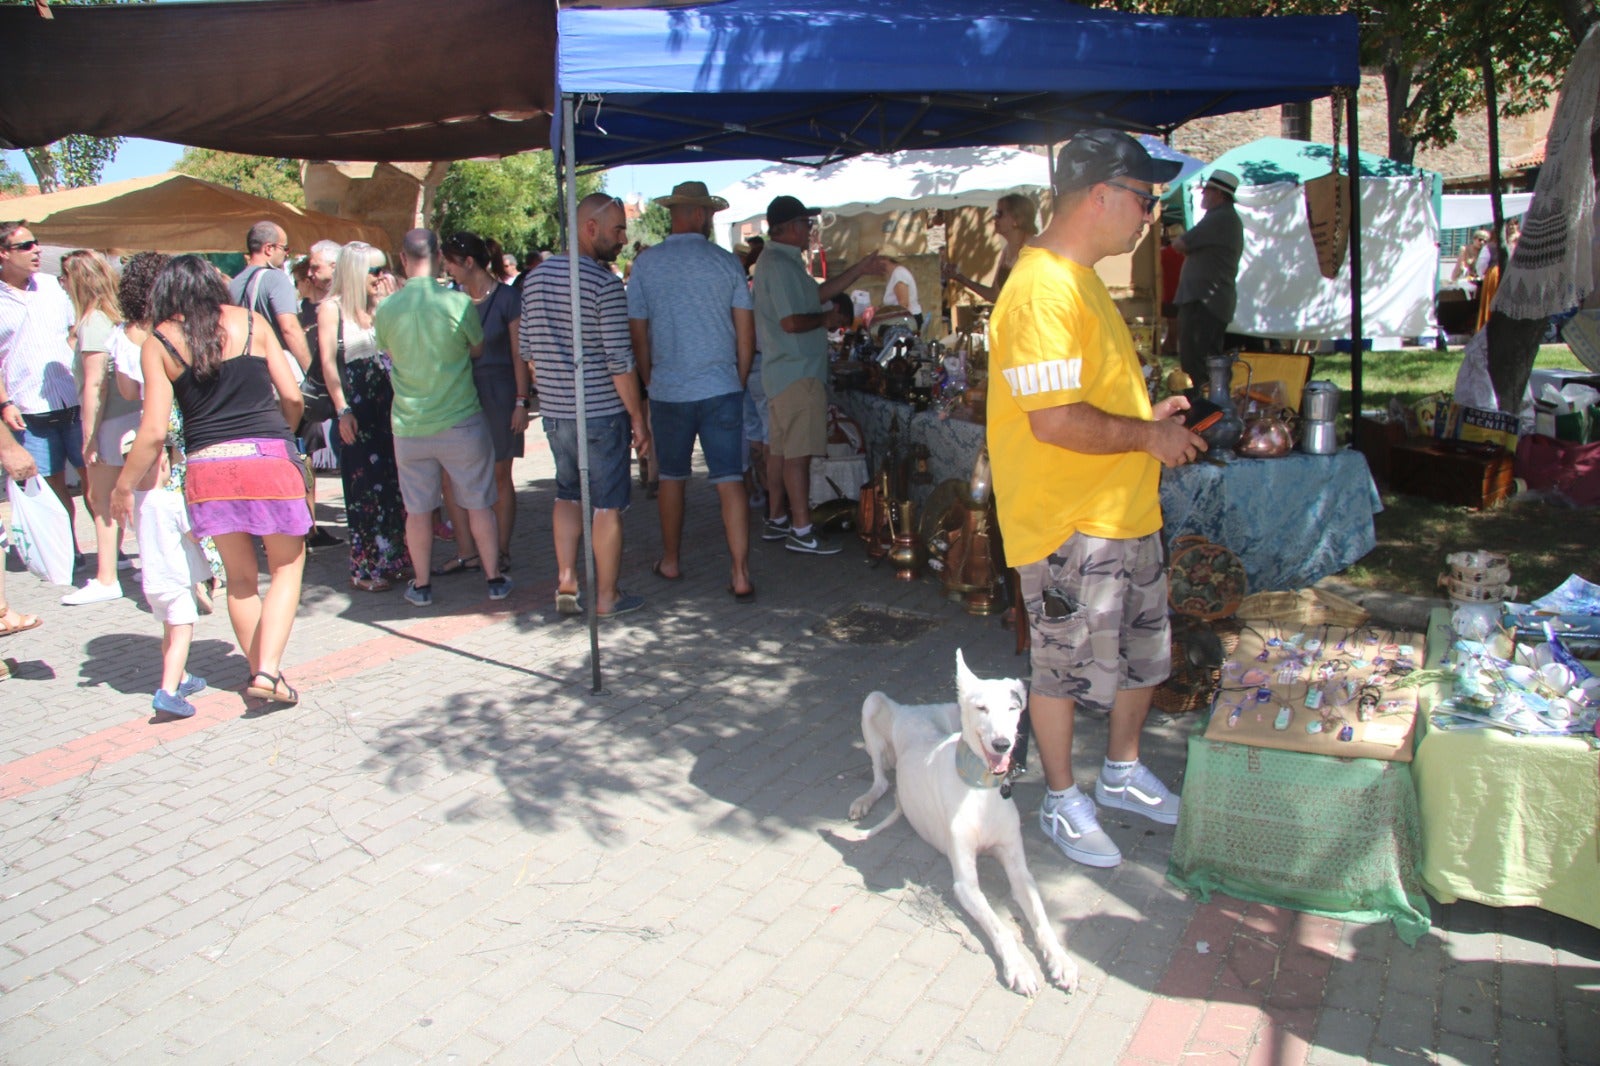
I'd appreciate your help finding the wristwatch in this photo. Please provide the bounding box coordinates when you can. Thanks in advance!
[339,406,353,417]
[514,397,528,409]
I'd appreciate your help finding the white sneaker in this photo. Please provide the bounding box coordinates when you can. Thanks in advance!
[1094,762,1181,826]
[61,579,122,606]
[1039,790,1122,868]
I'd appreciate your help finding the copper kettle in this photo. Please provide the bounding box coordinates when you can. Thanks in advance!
[1238,411,1295,457]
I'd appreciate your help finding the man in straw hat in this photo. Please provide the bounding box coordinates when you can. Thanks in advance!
[627,181,757,600]
[988,129,1208,869]
[1173,168,1243,391]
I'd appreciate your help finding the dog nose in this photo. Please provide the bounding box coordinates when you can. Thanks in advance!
[992,737,1011,752]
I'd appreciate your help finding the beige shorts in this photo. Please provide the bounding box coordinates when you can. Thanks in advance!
[1018,531,1171,712]
[394,411,497,514]
[766,377,827,459]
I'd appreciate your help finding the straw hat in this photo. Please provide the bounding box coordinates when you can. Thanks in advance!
[654,181,729,211]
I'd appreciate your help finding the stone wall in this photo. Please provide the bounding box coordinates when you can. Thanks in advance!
[1172,72,1552,185]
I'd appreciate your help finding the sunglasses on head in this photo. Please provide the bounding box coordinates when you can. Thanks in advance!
[3,239,39,252]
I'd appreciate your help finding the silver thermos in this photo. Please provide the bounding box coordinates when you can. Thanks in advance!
[1300,380,1341,454]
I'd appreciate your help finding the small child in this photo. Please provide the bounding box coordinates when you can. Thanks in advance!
[122,431,211,718]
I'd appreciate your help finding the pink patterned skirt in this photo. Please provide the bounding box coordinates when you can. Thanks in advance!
[184,437,313,539]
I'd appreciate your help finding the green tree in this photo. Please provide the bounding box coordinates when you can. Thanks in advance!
[1093,0,1575,165]
[431,153,604,262]
[619,200,671,272]
[175,148,304,207]
[6,0,142,192]
[0,157,26,195]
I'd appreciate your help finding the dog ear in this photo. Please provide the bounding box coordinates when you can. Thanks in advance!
[955,648,975,689]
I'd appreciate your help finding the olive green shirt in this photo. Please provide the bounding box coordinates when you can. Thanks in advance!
[374,277,485,438]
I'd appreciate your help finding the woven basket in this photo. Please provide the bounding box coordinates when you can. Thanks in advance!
[1153,618,1241,715]
[1235,587,1369,629]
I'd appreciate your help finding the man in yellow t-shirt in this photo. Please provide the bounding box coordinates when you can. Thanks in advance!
[988,129,1207,869]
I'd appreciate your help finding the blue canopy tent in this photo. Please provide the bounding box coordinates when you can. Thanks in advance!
[551,0,1361,686]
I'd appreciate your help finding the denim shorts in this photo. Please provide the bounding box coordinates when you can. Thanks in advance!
[544,412,632,510]
[16,407,85,477]
[742,355,768,446]
[650,391,744,483]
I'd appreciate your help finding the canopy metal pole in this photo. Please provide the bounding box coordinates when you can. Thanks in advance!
[1346,90,1364,446]
[563,93,603,691]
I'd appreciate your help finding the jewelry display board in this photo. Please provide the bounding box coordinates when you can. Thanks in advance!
[1201,623,1423,762]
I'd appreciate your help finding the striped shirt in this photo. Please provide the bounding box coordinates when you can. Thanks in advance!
[519,254,632,420]
[0,271,78,413]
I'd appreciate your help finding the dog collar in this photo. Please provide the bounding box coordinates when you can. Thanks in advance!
[955,743,1006,790]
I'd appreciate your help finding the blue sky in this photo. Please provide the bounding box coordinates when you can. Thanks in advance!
[5,140,768,204]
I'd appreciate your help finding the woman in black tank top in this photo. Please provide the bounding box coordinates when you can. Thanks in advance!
[111,255,310,707]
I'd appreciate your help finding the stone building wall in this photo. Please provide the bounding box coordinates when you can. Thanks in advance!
[1172,72,1552,185]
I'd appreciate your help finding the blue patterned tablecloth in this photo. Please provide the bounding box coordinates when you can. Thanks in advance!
[832,389,1381,592]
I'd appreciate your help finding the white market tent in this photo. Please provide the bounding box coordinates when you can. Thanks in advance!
[712,139,1205,249]
[1177,138,1443,342]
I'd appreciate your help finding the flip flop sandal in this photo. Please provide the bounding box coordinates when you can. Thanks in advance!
[350,576,393,593]
[431,555,481,577]
[555,591,581,616]
[0,612,43,637]
[245,672,299,705]
[498,551,513,573]
[729,584,756,603]
[651,560,683,581]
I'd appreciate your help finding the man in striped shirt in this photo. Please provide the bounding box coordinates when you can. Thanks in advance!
[0,221,85,543]
[520,193,649,618]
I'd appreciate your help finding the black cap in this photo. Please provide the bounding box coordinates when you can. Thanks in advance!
[766,195,821,229]
[1054,129,1183,195]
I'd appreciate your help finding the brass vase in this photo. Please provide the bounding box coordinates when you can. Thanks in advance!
[888,501,923,581]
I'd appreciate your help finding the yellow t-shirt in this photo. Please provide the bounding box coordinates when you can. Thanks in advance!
[986,246,1162,567]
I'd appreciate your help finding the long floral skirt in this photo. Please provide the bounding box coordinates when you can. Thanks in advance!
[339,357,411,582]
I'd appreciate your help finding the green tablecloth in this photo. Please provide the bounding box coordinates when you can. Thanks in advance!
[1413,609,1600,929]
[1167,722,1431,944]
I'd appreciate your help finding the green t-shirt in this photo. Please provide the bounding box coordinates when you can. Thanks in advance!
[374,277,485,438]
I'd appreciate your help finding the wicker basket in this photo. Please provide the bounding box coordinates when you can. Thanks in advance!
[1153,618,1241,715]
[1235,587,1369,629]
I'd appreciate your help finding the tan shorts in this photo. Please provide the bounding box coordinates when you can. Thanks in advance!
[394,411,497,514]
[1018,531,1171,712]
[766,377,827,459]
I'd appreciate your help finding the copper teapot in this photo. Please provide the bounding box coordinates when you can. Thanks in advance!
[1237,410,1296,458]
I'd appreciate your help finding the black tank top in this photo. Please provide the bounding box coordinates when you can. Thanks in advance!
[156,325,294,453]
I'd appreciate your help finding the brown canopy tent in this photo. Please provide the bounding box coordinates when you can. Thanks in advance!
[14,172,393,254]
[0,0,554,161]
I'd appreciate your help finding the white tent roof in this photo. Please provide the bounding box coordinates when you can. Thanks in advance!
[1439,193,1533,230]
[713,146,1047,248]
[712,140,1204,249]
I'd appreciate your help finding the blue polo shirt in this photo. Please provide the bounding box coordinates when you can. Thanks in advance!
[626,233,752,403]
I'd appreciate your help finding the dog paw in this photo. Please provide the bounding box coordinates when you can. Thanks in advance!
[1000,956,1041,997]
[847,796,873,820]
[1044,951,1080,993]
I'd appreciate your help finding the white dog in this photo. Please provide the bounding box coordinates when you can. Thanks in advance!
[846,650,1077,996]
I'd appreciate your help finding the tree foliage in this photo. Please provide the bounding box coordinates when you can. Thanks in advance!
[619,200,671,271]
[1090,0,1585,164]
[0,157,26,194]
[6,0,141,192]
[175,148,304,207]
[431,153,605,262]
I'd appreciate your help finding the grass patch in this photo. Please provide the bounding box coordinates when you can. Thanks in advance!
[1268,344,1597,598]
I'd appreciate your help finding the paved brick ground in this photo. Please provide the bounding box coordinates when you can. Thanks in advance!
[2,440,1597,1064]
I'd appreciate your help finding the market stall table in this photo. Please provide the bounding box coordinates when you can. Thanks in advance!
[1412,608,1600,930]
[832,389,1381,591]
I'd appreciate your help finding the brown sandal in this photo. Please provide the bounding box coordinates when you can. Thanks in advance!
[245,672,299,705]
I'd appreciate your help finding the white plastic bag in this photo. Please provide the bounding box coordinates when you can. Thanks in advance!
[7,476,75,586]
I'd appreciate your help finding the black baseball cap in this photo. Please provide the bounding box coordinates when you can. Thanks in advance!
[1054,129,1184,194]
[766,195,821,229]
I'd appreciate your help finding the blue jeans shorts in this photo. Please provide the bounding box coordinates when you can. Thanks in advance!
[651,391,744,483]
[16,407,85,478]
[544,412,632,510]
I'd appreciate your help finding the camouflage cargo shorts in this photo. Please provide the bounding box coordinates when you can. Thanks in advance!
[1018,531,1171,713]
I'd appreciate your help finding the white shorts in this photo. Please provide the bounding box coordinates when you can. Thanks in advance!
[135,488,211,624]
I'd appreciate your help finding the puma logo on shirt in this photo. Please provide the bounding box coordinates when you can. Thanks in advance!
[1002,358,1081,397]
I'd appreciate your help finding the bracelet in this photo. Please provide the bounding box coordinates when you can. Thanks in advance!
[0,400,14,410]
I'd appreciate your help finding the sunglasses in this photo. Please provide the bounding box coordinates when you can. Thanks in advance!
[368,265,388,277]
[3,239,39,252]
[1105,181,1161,214]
